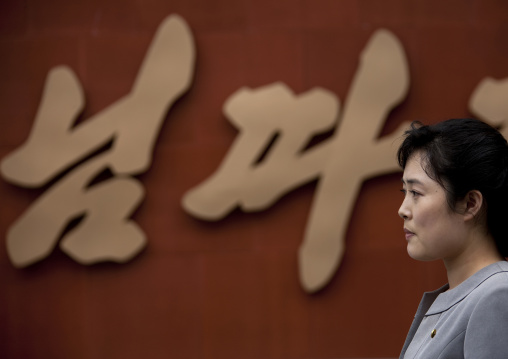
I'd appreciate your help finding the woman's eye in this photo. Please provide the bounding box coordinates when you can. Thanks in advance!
[400,189,420,197]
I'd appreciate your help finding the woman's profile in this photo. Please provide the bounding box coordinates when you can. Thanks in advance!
[397,118,508,359]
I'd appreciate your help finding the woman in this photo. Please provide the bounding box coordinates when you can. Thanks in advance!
[397,118,508,359]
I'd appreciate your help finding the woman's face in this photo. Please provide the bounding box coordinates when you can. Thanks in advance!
[398,152,467,261]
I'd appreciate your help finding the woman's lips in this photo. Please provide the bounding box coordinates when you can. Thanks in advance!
[404,228,415,240]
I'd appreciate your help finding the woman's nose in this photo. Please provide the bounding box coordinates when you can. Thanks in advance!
[398,199,410,220]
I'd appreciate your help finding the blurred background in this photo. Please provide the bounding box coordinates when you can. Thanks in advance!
[1,1,507,358]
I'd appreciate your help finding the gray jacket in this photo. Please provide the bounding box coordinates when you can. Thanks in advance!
[400,261,508,359]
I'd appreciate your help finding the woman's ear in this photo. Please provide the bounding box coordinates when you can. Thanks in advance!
[463,190,484,221]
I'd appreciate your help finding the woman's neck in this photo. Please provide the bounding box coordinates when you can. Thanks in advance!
[444,233,504,289]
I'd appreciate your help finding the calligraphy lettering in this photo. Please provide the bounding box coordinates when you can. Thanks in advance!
[1,15,195,267]
[470,77,508,137]
[182,29,411,292]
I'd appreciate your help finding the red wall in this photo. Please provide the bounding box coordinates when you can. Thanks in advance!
[1,1,507,358]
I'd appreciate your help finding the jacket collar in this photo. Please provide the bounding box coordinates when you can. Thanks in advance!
[426,261,508,315]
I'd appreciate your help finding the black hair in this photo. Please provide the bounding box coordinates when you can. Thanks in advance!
[397,118,508,257]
